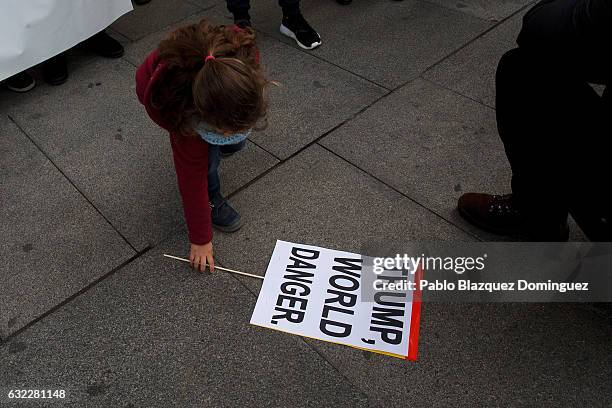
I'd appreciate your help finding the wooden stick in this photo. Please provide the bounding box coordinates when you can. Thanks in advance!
[163,254,264,280]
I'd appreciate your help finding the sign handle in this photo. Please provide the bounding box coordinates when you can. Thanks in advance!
[163,254,264,280]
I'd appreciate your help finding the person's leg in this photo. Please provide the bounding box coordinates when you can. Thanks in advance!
[219,139,246,158]
[498,46,612,240]
[207,144,222,200]
[278,0,300,15]
[207,144,243,232]
[42,52,69,86]
[495,48,570,223]
[458,47,572,240]
[566,86,612,241]
[279,0,321,50]
[460,46,610,240]
[460,0,611,241]
[82,31,124,59]
[227,0,251,24]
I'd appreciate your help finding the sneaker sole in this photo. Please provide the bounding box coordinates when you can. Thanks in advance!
[280,24,322,50]
[5,80,36,93]
[213,217,244,233]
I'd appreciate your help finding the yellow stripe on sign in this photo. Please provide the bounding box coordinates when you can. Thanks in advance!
[250,323,408,360]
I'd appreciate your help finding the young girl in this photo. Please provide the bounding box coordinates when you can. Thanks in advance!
[135,19,268,272]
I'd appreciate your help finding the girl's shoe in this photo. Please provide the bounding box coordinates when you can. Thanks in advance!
[4,72,36,92]
[210,197,243,233]
[280,13,322,50]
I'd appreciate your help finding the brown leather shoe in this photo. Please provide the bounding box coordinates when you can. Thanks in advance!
[458,193,569,241]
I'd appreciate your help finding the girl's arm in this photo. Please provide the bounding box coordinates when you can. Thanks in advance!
[169,134,215,271]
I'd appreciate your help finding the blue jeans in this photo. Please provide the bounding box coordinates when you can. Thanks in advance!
[207,140,246,202]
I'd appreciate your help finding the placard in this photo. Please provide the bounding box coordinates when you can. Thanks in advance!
[250,240,422,360]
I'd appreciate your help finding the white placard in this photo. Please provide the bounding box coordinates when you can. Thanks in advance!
[0,0,133,81]
[250,240,422,360]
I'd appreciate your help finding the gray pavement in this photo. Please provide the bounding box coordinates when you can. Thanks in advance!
[1,0,610,406]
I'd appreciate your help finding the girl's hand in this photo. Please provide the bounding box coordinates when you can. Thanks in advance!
[189,241,215,273]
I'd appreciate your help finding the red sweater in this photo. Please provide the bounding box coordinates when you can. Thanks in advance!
[135,48,213,245]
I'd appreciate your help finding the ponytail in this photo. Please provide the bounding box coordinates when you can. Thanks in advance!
[152,19,267,136]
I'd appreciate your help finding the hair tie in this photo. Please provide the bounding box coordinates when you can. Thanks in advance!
[205,54,216,62]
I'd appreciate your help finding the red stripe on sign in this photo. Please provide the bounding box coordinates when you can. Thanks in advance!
[406,265,423,361]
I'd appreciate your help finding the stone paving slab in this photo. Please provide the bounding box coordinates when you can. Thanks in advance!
[423,11,526,108]
[110,0,208,41]
[0,232,368,407]
[1,57,278,251]
[427,0,534,22]
[0,116,135,339]
[250,36,389,158]
[305,302,612,407]
[250,0,491,89]
[320,78,517,239]
[211,144,474,294]
[219,141,280,196]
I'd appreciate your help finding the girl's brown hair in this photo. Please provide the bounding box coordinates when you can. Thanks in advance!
[152,19,268,136]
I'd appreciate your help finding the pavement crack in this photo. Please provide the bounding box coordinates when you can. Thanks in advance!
[228,89,392,200]
[316,142,484,241]
[0,247,151,345]
[419,1,538,79]
[255,29,392,92]
[419,76,496,110]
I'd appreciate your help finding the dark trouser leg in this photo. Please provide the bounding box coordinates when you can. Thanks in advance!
[226,0,250,20]
[279,0,300,15]
[496,47,611,240]
[495,47,570,226]
[566,87,612,241]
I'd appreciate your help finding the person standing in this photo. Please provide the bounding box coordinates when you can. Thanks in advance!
[458,0,611,241]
